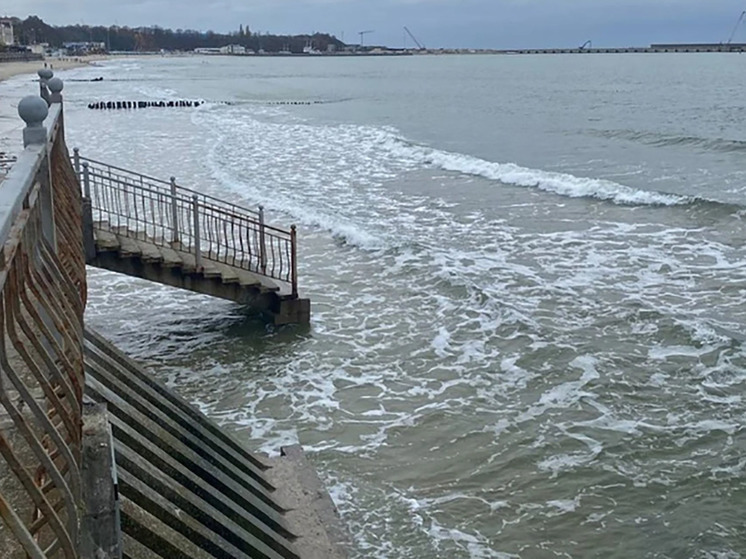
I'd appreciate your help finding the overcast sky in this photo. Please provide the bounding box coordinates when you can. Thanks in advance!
[6,0,746,49]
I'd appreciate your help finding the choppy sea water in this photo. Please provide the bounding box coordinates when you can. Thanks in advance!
[3,53,746,558]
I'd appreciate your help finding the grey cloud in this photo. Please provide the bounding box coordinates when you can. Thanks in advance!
[4,0,744,48]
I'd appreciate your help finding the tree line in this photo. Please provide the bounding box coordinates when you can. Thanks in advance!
[9,16,346,53]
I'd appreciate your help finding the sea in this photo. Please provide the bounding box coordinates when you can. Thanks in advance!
[2,53,746,558]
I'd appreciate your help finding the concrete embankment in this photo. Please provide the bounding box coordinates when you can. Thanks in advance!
[83,328,348,559]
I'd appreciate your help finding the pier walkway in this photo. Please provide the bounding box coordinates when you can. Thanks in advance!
[0,70,340,558]
[73,152,309,325]
[73,149,310,324]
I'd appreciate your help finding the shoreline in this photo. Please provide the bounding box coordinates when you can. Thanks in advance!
[0,55,111,83]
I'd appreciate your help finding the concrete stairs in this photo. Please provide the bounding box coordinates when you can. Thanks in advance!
[88,222,310,325]
[83,328,347,559]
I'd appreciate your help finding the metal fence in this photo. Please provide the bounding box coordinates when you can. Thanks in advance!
[74,154,298,296]
[0,80,85,557]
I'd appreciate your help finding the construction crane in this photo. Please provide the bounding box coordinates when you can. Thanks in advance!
[358,30,374,46]
[404,26,425,50]
[727,10,746,44]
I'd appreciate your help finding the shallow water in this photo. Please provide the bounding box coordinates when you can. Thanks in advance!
[3,53,745,558]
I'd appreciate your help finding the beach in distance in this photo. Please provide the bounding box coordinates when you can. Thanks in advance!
[0,56,110,82]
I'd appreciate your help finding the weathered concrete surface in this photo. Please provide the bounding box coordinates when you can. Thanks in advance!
[81,402,122,559]
[266,445,350,559]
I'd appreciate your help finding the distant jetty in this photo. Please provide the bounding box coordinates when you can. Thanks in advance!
[111,42,746,58]
[481,43,746,55]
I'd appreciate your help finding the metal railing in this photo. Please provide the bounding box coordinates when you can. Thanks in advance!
[1,75,85,558]
[73,153,298,296]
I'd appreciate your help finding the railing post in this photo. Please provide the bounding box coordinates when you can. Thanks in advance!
[18,95,48,148]
[291,225,298,298]
[192,195,202,270]
[48,77,64,105]
[18,95,57,248]
[258,205,267,274]
[73,147,80,176]
[170,177,179,243]
[82,162,91,199]
[38,67,53,105]
[80,162,97,262]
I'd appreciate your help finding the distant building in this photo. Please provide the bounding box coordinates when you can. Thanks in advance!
[63,41,105,54]
[219,44,246,55]
[0,18,14,46]
[29,43,48,55]
[194,47,221,55]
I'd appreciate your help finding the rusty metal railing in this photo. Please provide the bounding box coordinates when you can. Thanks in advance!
[73,153,298,296]
[0,73,85,558]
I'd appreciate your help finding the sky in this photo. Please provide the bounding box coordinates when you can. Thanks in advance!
[6,0,746,49]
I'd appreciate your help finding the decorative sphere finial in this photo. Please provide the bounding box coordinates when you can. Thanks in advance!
[48,77,63,93]
[38,68,53,80]
[18,95,49,127]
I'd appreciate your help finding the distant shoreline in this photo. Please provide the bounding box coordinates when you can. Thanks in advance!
[108,42,746,58]
[0,55,110,83]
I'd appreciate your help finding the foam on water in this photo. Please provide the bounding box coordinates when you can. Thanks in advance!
[408,144,691,206]
[23,57,746,559]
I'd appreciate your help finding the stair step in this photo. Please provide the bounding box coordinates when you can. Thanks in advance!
[92,228,286,296]
[156,244,182,268]
[234,270,263,289]
[179,252,197,273]
[201,263,222,279]
[94,228,120,251]
[135,239,163,263]
[214,263,240,284]
[117,234,142,258]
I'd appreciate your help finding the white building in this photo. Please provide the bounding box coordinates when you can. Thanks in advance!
[29,43,48,55]
[219,44,246,55]
[0,19,14,46]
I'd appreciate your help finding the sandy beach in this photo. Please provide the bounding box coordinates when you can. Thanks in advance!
[0,56,109,82]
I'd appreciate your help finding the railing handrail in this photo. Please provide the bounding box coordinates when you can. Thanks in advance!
[77,152,298,294]
[2,77,86,558]
[77,154,262,220]
[84,167,294,238]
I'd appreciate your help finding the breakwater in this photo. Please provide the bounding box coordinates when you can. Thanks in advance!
[486,43,746,55]
[88,99,203,109]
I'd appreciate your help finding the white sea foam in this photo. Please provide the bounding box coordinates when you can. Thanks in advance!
[51,61,746,559]
[372,135,692,206]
